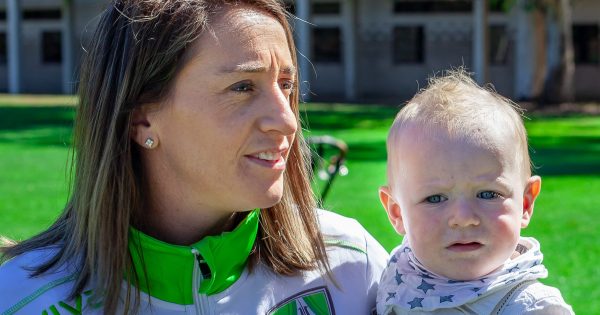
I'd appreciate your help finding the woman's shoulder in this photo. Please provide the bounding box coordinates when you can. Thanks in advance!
[217,210,389,315]
[0,246,82,314]
[316,209,389,285]
[316,208,388,258]
[316,208,365,236]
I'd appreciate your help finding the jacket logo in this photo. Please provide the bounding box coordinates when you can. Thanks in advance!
[41,290,95,315]
[267,286,334,315]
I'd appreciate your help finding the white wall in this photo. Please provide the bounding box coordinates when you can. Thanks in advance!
[0,0,597,99]
[351,0,513,102]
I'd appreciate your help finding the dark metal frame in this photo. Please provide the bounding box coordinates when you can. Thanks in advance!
[307,135,349,203]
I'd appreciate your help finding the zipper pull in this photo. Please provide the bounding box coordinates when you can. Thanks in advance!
[191,248,212,280]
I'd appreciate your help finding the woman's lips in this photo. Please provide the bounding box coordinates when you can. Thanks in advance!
[246,150,287,170]
[447,242,483,252]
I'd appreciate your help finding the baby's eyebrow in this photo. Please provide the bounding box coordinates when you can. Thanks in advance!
[474,176,514,192]
[494,177,514,191]
[416,180,453,192]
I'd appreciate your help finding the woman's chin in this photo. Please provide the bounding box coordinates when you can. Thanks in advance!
[262,192,284,208]
[247,188,284,210]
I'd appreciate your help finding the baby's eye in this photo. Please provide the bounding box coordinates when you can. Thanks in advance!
[231,81,254,92]
[425,195,447,203]
[477,191,500,200]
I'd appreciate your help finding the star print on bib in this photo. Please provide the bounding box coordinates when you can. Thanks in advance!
[376,237,548,312]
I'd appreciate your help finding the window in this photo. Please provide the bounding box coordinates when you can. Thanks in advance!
[394,0,471,13]
[0,11,6,21]
[313,27,342,63]
[23,9,61,20]
[313,2,341,15]
[489,25,509,65]
[393,26,424,64]
[42,31,62,64]
[394,0,506,13]
[573,24,599,64]
[0,33,6,64]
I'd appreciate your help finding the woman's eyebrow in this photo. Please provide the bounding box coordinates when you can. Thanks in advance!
[219,63,296,75]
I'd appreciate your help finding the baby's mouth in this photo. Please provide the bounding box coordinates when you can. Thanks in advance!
[447,242,483,252]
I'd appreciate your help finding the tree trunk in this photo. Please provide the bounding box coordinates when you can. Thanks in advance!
[531,8,548,100]
[540,0,575,103]
[558,0,575,102]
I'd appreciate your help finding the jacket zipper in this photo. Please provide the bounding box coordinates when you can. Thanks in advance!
[191,248,211,314]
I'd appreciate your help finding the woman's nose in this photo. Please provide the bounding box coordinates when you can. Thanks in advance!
[258,86,298,136]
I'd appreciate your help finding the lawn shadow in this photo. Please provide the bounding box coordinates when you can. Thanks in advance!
[345,141,388,162]
[304,104,600,176]
[0,106,75,147]
[344,136,600,173]
[301,104,397,130]
[530,135,600,175]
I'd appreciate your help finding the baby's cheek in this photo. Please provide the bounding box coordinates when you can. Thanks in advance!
[407,213,439,237]
[409,217,441,247]
[493,215,522,247]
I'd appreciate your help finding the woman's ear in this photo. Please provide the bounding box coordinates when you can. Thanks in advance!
[379,186,406,235]
[131,104,159,149]
[521,175,542,228]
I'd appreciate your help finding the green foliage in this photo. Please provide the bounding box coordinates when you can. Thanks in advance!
[0,99,598,313]
[489,0,517,12]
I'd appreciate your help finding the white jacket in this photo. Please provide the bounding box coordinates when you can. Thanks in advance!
[0,210,389,315]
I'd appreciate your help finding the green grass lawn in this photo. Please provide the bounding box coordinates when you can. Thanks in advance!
[1,97,599,313]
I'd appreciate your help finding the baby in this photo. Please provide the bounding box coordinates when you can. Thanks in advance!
[376,70,574,314]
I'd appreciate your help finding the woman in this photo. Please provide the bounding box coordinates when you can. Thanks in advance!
[0,0,387,314]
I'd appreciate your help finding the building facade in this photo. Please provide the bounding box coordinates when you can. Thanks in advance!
[0,0,106,94]
[1,0,599,102]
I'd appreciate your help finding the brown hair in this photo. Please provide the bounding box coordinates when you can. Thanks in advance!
[1,1,328,313]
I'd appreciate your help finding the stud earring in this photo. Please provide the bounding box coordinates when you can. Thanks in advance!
[144,137,155,148]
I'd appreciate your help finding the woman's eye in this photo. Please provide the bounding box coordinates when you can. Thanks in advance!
[425,195,447,203]
[231,81,254,92]
[281,80,295,91]
[477,191,499,200]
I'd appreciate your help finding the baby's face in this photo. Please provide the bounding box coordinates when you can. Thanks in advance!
[386,125,539,280]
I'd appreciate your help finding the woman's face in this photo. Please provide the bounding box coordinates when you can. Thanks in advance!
[144,6,297,221]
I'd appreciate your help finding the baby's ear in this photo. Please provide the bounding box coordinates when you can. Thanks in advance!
[379,186,406,235]
[521,176,542,228]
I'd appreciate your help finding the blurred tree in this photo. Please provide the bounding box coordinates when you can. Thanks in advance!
[492,0,575,103]
[530,0,575,103]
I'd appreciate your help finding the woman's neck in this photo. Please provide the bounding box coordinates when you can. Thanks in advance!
[138,184,239,245]
[137,156,243,244]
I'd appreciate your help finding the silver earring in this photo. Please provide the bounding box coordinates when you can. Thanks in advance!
[144,137,155,148]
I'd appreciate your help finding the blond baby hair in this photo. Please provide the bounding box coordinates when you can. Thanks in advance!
[387,69,531,194]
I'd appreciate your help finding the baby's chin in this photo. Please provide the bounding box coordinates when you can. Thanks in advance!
[415,254,506,281]
[434,263,505,281]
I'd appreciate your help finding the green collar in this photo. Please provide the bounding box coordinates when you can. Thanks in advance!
[128,209,260,305]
